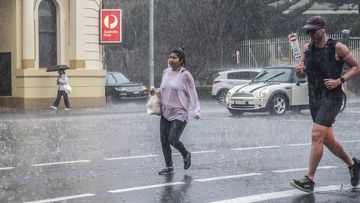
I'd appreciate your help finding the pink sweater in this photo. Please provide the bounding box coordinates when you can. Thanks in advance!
[157,68,200,122]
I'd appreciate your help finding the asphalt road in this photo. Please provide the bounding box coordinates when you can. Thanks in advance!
[0,100,360,202]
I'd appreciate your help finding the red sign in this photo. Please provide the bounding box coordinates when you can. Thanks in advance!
[100,9,122,43]
[288,33,297,42]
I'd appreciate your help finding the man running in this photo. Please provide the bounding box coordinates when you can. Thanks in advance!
[290,16,360,193]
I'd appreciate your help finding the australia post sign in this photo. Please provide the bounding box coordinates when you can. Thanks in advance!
[100,9,122,43]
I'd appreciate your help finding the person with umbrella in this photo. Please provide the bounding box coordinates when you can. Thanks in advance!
[50,66,71,111]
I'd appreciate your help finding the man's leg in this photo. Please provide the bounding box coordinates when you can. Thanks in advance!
[323,127,354,167]
[307,123,329,180]
[324,127,360,187]
[290,123,327,193]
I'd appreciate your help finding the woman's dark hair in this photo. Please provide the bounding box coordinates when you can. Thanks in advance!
[169,47,186,66]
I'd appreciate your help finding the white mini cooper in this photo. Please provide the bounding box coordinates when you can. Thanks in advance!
[225,65,309,116]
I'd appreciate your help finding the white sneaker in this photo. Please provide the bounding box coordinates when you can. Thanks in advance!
[50,106,57,110]
[65,108,70,111]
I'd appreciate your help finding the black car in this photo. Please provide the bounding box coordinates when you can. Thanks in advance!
[105,72,147,104]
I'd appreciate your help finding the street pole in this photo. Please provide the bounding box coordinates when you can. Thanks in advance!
[149,0,154,87]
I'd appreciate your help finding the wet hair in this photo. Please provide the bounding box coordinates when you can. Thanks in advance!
[169,47,186,66]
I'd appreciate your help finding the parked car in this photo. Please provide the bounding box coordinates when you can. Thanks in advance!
[105,72,147,104]
[225,65,308,116]
[211,68,262,104]
[225,64,347,116]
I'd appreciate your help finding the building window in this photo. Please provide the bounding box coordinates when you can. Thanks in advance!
[39,0,57,68]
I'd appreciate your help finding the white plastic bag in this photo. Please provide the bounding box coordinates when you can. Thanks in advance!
[146,94,161,116]
[64,83,72,94]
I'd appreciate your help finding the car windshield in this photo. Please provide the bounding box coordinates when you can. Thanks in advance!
[252,68,292,83]
[112,72,130,83]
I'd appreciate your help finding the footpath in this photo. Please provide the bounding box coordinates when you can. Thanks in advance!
[0,97,360,119]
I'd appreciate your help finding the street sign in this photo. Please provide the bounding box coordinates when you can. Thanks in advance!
[100,9,122,43]
[288,33,301,61]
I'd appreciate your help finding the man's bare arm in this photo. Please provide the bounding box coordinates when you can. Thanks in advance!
[336,42,360,82]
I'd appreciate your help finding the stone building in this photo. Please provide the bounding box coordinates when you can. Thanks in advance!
[0,0,105,109]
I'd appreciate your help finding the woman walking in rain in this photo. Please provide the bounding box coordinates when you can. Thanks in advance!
[50,70,71,111]
[150,48,201,175]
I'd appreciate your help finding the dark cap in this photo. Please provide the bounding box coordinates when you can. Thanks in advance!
[302,16,326,30]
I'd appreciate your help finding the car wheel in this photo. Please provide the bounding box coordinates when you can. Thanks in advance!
[268,94,287,115]
[217,89,228,104]
[340,92,347,112]
[227,108,244,116]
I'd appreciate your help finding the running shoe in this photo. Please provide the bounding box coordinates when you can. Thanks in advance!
[290,175,314,193]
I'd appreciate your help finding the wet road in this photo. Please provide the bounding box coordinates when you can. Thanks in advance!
[0,100,360,202]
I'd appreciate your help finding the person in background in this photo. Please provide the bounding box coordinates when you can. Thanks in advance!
[290,16,360,193]
[50,70,70,111]
[150,48,200,175]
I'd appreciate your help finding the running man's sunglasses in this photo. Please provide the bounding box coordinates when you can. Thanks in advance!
[305,28,320,35]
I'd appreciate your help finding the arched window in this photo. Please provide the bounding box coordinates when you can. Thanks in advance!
[39,0,57,68]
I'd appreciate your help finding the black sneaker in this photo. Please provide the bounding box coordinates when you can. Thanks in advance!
[184,152,191,170]
[290,175,315,193]
[158,167,174,175]
[349,157,360,187]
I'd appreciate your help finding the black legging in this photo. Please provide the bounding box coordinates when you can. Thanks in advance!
[52,90,70,108]
[160,115,188,167]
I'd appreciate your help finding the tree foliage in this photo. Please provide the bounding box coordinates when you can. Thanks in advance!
[104,0,360,86]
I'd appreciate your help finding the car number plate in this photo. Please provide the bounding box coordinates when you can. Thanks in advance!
[133,91,139,94]
[234,100,246,105]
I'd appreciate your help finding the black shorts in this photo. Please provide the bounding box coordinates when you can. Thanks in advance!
[309,98,342,127]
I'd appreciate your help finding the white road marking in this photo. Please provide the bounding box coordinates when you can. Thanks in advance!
[287,143,311,147]
[104,155,158,161]
[32,160,91,167]
[272,165,338,173]
[340,140,360,143]
[23,193,96,203]
[337,121,360,124]
[210,184,352,203]
[192,150,216,154]
[282,119,310,122]
[0,167,15,171]
[108,182,185,193]
[173,150,216,156]
[288,140,360,147]
[231,146,280,151]
[195,173,262,182]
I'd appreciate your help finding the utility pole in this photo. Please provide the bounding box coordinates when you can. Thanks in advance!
[149,0,154,87]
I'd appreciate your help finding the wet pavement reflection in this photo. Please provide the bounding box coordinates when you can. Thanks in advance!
[0,100,359,202]
[159,174,192,202]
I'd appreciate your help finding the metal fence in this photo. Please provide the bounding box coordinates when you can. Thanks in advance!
[236,34,360,68]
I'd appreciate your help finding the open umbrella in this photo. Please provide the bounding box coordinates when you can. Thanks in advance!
[46,64,70,72]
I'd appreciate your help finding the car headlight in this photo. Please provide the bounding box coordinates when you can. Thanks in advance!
[115,87,127,91]
[259,88,269,98]
[225,93,229,102]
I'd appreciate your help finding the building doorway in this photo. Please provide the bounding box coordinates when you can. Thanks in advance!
[0,52,11,96]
